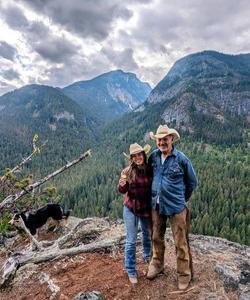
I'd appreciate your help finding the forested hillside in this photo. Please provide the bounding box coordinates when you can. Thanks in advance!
[55,119,249,245]
[1,51,249,246]
[56,51,250,246]
[0,84,93,177]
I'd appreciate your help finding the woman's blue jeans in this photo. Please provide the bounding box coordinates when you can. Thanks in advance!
[123,205,152,278]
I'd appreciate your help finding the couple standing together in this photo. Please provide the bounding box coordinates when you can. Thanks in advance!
[118,124,198,290]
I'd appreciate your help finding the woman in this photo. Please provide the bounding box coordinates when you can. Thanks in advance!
[118,143,152,284]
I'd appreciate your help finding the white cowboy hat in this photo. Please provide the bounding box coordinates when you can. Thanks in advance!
[123,143,151,159]
[149,125,180,142]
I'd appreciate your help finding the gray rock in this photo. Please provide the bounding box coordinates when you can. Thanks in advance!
[239,262,250,285]
[215,263,241,290]
[202,292,220,300]
[4,231,18,238]
[73,291,105,300]
[215,260,250,292]
[239,284,250,300]
[239,283,250,300]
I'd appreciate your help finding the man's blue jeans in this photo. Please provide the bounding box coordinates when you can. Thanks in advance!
[123,205,152,278]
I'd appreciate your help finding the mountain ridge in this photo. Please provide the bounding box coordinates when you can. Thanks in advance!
[135,50,250,144]
[0,84,92,174]
[62,70,151,126]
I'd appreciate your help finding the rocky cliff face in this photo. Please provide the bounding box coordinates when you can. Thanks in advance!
[146,51,250,139]
[63,70,151,126]
[0,217,249,299]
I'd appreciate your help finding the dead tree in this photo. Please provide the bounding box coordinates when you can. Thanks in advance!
[0,149,92,211]
[0,218,126,288]
[0,145,125,288]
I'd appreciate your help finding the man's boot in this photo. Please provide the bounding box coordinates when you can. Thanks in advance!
[170,208,192,290]
[146,261,164,279]
[178,274,191,290]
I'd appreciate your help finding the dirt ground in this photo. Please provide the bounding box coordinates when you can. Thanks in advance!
[0,237,238,300]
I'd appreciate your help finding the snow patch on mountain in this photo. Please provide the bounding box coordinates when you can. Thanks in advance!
[54,111,75,121]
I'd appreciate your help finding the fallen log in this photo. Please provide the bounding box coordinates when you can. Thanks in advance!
[1,235,124,288]
[0,217,126,288]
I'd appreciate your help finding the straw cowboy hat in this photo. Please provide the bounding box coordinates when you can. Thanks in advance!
[149,125,180,142]
[123,143,151,159]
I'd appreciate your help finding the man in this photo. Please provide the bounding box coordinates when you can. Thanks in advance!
[147,124,198,290]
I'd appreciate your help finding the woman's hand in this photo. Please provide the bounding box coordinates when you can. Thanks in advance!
[119,164,132,186]
[119,177,127,187]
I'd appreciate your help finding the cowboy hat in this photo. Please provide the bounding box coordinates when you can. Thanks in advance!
[123,143,151,159]
[149,125,180,142]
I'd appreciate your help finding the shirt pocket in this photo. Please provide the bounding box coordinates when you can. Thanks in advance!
[168,164,183,180]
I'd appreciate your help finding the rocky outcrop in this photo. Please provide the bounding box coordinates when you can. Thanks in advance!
[184,233,250,299]
[0,218,249,299]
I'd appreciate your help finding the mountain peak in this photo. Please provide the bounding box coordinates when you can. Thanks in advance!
[63,70,152,125]
[142,50,250,144]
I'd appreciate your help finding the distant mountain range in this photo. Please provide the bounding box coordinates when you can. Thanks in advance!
[0,71,151,173]
[148,50,250,116]
[116,51,250,145]
[1,51,250,173]
[1,51,249,246]
[63,70,151,126]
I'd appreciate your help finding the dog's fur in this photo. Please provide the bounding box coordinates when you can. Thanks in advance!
[9,204,70,235]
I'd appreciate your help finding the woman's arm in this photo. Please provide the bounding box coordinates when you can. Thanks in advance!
[117,166,131,193]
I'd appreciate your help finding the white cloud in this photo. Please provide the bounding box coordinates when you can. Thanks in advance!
[0,0,250,95]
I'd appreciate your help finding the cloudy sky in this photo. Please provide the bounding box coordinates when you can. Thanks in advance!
[0,0,249,95]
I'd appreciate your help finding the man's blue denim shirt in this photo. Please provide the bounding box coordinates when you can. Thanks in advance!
[149,147,198,216]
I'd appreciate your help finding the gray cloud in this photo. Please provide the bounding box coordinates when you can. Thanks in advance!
[38,51,111,88]
[133,0,250,52]
[1,69,20,81]
[27,21,50,40]
[1,7,79,64]
[0,41,17,61]
[19,0,133,40]
[0,3,80,63]
[101,47,138,71]
[0,4,29,29]
[1,0,250,94]
[33,36,79,63]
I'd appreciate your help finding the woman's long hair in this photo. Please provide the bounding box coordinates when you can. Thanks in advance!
[127,151,148,183]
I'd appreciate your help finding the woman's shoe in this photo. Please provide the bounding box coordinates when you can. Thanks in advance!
[129,277,138,284]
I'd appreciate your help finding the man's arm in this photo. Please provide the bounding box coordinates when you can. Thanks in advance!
[184,159,198,201]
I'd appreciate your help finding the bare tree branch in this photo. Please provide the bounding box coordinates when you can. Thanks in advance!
[0,150,91,211]
[19,217,42,251]
[0,140,47,181]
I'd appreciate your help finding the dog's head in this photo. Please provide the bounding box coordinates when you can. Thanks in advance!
[9,213,25,229]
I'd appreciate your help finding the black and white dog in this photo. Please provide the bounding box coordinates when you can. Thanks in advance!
[9,203,70,236]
